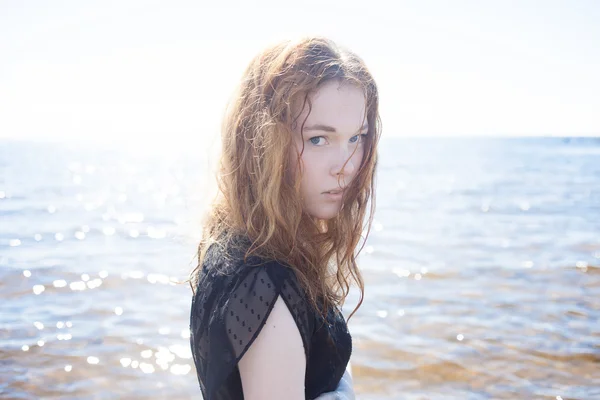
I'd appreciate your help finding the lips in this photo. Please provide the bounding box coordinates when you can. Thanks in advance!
[324,188,345,194]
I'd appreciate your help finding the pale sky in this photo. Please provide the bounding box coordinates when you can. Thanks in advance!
[1,0,599,147]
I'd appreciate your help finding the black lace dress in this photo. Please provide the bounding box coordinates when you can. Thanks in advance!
[189,237,352,400]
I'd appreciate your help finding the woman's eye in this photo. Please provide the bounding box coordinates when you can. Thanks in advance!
[309,136,326,146]
[350,134,368,144]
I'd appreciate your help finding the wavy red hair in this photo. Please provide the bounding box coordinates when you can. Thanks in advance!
[190,36,381,323]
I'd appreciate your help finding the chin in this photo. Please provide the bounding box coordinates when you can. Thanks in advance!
[308,206,342,220]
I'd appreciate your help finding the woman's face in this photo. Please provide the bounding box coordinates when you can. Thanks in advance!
[289,80,368,220]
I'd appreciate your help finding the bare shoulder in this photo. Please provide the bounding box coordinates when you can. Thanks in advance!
[238,295,306,400]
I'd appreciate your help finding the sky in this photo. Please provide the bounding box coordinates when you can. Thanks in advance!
[1,0,599,148]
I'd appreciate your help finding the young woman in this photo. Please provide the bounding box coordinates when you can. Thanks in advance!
[189,36,381,400]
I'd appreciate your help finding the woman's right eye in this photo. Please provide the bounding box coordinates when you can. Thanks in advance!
[309,136,326,146]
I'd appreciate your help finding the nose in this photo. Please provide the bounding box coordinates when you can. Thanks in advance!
[330,146,357,178]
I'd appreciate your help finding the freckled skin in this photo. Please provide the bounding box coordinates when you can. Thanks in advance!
[289,81,367,220]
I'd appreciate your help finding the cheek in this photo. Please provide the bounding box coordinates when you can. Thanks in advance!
[295,152,324,197]
[352,146,366,169]
[301,151,327,180]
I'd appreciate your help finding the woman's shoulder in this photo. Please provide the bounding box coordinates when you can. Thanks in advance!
[199,236,296,283]
[193,236,310,314]
[190,235,316,361]
[189,236,317,398]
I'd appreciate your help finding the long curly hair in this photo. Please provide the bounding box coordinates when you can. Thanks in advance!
[190,36,381,323]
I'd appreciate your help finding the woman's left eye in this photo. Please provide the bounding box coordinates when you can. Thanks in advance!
[350,134,368,144]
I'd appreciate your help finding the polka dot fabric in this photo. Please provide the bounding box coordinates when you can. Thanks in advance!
[190,236,352,400]
[224,263,314,364]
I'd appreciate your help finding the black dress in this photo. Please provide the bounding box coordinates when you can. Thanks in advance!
[189,236,352,400]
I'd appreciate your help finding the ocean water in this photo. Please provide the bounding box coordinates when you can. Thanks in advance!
[1,137,599,399]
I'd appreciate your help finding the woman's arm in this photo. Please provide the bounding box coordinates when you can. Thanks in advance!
[238,295,306,400]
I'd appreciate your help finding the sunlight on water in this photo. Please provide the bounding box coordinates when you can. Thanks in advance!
[87,356,99,365]
[0,138,598,399]
[32,284,45,295]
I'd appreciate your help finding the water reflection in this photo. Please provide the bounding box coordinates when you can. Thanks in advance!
[1,138,599,399]
[33,285,45,294]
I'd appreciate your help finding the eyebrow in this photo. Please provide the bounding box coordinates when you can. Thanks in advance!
[303,123,369,133]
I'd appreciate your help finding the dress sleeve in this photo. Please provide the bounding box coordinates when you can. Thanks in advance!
[191,260,314,399]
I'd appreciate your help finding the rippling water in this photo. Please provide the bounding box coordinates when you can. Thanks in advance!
[1,137,599,399]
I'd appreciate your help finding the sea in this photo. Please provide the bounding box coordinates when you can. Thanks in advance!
[1,137,599,399]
